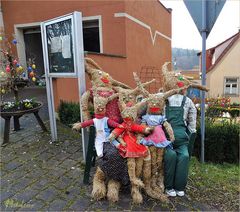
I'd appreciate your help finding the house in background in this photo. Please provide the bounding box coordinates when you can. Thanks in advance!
[180,66,201,98]
[1,0,172,108]
[198,32,240,103]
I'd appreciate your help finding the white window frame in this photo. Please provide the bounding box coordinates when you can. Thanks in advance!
[224,77,239,96]
[82,15,103,53]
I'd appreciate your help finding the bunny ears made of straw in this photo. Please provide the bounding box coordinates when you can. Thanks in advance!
[85,57,131,89]
[162,62,209,92]
[85,57,102,73]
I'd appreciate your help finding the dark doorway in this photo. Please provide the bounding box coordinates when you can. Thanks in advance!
[23,27,44,77]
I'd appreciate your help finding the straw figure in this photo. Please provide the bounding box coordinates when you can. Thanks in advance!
[112,80,157,204]
[108,89,156,204]
[80,58,131,202]
[72,87,121,157]
[82,57,131,122]
[161,62,209,92]
[133,72,187,202]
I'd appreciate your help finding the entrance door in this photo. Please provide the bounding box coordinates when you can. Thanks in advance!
[23,27,44,78]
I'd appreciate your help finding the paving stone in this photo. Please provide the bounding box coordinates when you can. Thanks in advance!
[4,161,23,171]
[53,152,72,162]
[114,193,131,210]
[0,178,13,189]
[59,158,78,169]
[69,151,83,161]
[12,189,39,203]
[27,199,46,210]
[35,187,59,202]
[66,168,82,180]
[42,158,61,167]
[8,178,32,193]
[47,167,67,179]
[30,178,52,191]
[0,190,16,203]
[59,185,81,200]
[0,202,7,211]
[152,203,175,211]
[88,200,110,211]
[69,198,92,211]
[17,153,35,163]
[65,145,81,154]
[24,170,46,180]
[12,166,31,177]
[6,168,27,180]
[11,142,26,149]
[46,199,68,211]
[37,152,54,161]
[2,205,19,211]
[52,179,70,191]
[1,153,17,164]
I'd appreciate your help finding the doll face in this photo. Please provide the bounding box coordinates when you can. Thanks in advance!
[163,71,189,91]
[147,95,165,115]
[121,107,137,121]
[91,70,113,87]
[121,93,136,107]
[93,96,108,115]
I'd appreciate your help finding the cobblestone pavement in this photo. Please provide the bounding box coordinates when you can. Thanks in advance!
[0,122,215,211]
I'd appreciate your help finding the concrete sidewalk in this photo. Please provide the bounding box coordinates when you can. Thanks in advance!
[0,122,215,211]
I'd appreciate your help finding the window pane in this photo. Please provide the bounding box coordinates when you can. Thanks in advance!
[83,20,100,53]
[232,87,237,94]
[226,78,237,83]
[225,87,230,93]
[232,84,237,88]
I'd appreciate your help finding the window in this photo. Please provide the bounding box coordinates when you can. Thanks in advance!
[224,77,239,95]
[83,18,101,53]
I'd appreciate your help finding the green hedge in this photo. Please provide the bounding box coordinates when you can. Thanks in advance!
[206,106,240,118]
[58,100,81,127]
[193,121,239,164]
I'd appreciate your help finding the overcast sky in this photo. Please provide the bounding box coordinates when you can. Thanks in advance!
[160,0,240,50]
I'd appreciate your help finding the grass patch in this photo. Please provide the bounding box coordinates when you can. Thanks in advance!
[187,157,239,211]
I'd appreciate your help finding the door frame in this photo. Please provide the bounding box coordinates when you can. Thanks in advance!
[14,22,41,79]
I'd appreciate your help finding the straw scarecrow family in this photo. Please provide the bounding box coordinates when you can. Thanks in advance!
[72,58,209,204]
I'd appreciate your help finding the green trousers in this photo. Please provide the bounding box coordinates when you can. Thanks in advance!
[164,144,189,191]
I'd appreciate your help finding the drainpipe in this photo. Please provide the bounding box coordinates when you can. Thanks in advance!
[0,1,4,33]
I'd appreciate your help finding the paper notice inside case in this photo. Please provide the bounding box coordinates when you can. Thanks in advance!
[62,35,71,59]
[50,37,62,53]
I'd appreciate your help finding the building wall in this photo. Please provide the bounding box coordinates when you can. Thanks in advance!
[2,0,126,55]
[2,0,171,108]
[206,38,240,103]
[124,0,171,86]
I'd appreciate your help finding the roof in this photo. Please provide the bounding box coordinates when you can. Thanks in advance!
[198,31,240,73]
[180,69,200,80]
